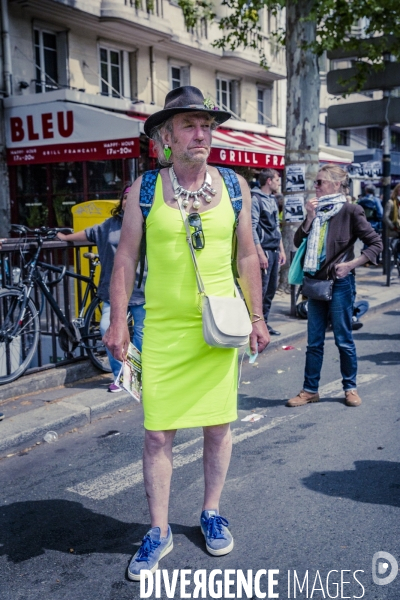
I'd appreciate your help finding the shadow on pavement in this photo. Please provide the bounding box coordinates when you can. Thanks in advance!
[0,500,202,563]
[353,332,400,341]
[358,351,400,366]
[302,460,400,508]
[238,395,285,409]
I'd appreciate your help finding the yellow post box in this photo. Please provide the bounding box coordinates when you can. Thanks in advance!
[71,200,118,312]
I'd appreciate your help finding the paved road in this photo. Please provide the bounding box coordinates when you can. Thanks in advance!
[1,304,399,600]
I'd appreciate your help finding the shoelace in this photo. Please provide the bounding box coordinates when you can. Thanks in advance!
[204,515,229,539]
[136,534,161,562]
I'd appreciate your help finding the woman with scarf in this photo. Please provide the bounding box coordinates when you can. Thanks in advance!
[57,184,146,392]
[286,165,382,408]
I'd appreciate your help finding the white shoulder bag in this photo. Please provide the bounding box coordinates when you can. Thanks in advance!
[177,197,252,349]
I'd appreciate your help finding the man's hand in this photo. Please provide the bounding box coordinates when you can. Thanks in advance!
[257,248,268,270]
[103,322,131,362]
[279,250,286,266]
[249,320,270,354]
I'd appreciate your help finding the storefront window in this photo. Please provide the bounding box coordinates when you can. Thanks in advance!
[87,160,124,200]
[14,164,49,228]
[52,162,84,227]
[10,158,137,228]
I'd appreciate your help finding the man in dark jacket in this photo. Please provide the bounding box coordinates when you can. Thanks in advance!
[251,168,286,335]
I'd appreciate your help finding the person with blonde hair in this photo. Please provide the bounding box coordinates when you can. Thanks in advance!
[383,183,400,237]
[287,164,382,409]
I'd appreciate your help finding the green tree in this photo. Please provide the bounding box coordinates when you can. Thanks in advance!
[214,0,400,288]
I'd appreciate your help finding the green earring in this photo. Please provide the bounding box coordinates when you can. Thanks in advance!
[164,145,172,161]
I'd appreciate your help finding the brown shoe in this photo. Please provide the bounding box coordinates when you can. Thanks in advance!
[286,390,320,407]
[345,389,362,407]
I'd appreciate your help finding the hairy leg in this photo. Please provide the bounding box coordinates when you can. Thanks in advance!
[143,429,176,536]
[202,423,232,511]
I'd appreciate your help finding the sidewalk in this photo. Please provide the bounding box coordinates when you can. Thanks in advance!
[1,266,399,455]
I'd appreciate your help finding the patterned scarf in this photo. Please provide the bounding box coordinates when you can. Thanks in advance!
[303,193,346,274]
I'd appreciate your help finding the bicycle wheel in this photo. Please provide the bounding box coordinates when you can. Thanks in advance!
[82,297,112,373]
[83,297,135,373]
[0,288,40,385]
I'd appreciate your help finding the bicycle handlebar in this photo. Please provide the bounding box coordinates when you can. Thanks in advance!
[11,225,73,239]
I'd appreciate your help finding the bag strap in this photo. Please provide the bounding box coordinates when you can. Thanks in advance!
[137,169,160,287]
[313,241,354,280]
[216,166,242,279]
[216,166,242,221]
[139,169,160,217]
[176,198,206,296]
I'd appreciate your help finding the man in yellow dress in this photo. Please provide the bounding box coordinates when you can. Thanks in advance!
[104,86,269,579]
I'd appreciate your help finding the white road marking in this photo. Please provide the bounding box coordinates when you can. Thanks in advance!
[67,374,385,501]
[318,374,385,398]
[66,413,305,500]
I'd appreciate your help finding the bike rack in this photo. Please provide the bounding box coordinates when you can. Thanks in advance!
[0,239,96,372]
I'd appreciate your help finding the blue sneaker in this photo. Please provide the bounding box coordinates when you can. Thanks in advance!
[127,526,173,581]
[200,510,234,556]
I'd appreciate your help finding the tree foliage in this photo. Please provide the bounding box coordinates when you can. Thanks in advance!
[214,0,400,89]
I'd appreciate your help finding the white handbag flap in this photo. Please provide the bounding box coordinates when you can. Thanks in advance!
[206,296,252,336]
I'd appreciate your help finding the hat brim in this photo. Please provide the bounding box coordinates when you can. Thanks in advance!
[144,106,231,137]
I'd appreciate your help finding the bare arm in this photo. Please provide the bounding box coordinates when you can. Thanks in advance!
[236,176,270,354]
[57,230,89,243]
[103,177,144,361]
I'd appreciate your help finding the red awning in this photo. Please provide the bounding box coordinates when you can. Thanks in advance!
[209,128,285,169]
[5,102,140,165]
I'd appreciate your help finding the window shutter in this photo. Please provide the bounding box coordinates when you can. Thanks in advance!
[264,86,273,121]
[231,80,240,116]
[181,66,190,86]
[56,30,69,88]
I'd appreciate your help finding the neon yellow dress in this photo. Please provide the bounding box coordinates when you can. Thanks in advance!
[142,174,238,430]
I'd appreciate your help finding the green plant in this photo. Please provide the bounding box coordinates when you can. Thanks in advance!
[26,205,49,228]
[178,0,215,30]
[53,193,74,227]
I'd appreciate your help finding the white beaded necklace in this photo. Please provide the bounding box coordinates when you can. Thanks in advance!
[169,166,216,210]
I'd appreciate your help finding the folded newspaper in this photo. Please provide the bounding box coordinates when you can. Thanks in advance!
[117,343,142,402]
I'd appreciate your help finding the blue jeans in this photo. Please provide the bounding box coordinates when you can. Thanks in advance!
[261,249,280,322]
[303,274,357,393]
[100,302,146,378]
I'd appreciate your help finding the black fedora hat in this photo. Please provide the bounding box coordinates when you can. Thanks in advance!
[143,86,231,137]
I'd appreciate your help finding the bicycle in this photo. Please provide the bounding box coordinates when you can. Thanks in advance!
[0,225,129,385]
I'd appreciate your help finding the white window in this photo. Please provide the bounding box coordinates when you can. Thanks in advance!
[169,63,190,90]
[34,28,69,93]
[216,76,240,115]
[100,47,122,98]
[216,77,233,111]
[257,86,273,125]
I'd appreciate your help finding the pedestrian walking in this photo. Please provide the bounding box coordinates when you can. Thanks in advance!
[103,85,269,578]
[287,164,382,409]
[383,183,400,272]
[57,185,146,392]
[357,184,383,234]
[251,169,286,336]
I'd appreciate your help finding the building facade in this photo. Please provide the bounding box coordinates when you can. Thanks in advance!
[320,54,400,199]
[1,0,290,229]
